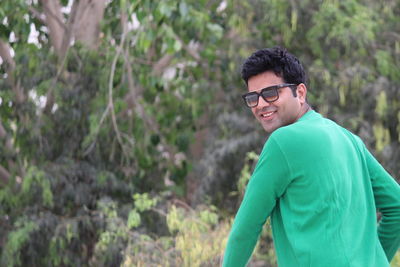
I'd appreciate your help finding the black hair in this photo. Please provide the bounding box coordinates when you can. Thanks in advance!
[241,47,307,87]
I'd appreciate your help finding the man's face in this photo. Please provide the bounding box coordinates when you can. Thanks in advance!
[247,71,306,133]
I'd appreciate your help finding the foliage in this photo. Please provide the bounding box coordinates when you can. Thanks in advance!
[392,252,400,267]
[237,151,259,197]
[92,199,229,267]
[0,0,399,266]
[1,219,38,266]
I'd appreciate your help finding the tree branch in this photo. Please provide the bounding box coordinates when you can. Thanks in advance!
[0,164,10,185]
[42,0,108,114]
[83,10,129,157]
[0,120,17,186]
[0,40,15,71]
[122,44,178,167]
[42,0,78,114]
[0,122,6,139]
[107,18,129,159]
[152,54,174,76]
[0,39,25,104]
[29,6,54,27]
[39,0,65,56]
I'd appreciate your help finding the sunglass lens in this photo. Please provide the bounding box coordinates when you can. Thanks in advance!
[261,89,278,102]
[245,94,258,107]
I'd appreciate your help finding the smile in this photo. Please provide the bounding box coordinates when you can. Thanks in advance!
[260,111,275,118]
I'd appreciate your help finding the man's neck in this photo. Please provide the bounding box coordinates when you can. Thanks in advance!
[296,103,311,121]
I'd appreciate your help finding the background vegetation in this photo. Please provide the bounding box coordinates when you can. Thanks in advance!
[0,0,399,266]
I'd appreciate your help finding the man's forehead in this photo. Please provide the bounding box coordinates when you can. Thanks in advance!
[247,71,284,92]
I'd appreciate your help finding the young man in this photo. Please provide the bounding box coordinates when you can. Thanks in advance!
[222,47,400,266]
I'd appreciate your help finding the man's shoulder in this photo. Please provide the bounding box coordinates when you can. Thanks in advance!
[269,115,320,141]
[269,112,365,151]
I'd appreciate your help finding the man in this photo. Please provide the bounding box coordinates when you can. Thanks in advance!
[222,47,400,266]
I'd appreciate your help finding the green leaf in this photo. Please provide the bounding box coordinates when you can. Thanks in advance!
[133,193,157,212]
[206,23,223,39]
[127,210,141,229]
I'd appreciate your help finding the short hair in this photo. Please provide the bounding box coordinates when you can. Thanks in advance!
[241,47,307,86]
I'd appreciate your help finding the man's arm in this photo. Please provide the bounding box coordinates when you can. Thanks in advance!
[222,137,292,267]
[364,147,400,261]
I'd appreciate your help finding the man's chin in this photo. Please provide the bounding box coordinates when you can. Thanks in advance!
[261,123,279,133]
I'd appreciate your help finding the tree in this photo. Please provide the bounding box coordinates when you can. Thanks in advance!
[1,0,228,265]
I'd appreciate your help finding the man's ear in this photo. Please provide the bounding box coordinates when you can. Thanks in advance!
[296,83,307,104]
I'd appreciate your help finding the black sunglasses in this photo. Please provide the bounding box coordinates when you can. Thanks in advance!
[242,83,297,108]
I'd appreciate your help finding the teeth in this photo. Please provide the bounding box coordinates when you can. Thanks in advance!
[262,112,274,117]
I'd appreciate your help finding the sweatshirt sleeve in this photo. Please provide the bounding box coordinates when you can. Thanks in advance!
[222,137,292,267]
[364,147,400,261]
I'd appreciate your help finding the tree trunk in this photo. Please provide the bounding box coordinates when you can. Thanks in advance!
[40,0,107,58]
[74,0,107,49]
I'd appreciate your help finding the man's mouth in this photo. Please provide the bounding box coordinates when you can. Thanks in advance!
[260,111,276,119]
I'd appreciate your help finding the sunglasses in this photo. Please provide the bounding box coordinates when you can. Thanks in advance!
[242,83,297,108]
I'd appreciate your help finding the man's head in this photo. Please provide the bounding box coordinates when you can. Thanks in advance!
[241,47,310,133]
[241,46,307,86]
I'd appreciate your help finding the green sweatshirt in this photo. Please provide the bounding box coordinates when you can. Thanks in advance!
[223,110,400,267]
